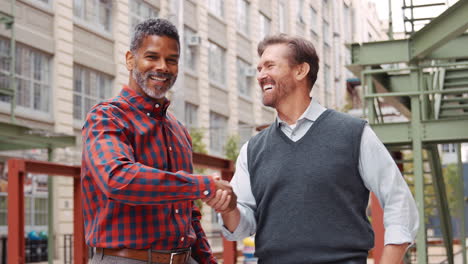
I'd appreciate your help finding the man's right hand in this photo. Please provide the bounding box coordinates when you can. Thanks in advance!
[203,176,237,213]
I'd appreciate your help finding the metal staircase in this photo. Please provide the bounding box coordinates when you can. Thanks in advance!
[348,0,468,263]
[436,67,468,119]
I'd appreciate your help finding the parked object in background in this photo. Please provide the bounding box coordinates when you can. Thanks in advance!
[242,236,257,264]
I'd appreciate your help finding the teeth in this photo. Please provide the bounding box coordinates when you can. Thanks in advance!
[263,84,273,91]
[150,76,167,81]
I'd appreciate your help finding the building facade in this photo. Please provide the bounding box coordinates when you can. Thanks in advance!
[0,0,385,261]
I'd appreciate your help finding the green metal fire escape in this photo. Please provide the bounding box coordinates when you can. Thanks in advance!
[350,0,468,263]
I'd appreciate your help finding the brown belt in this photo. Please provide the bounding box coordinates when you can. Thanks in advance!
[96,247,191,264]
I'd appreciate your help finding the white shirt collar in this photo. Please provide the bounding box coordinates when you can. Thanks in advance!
[277,98,327,127]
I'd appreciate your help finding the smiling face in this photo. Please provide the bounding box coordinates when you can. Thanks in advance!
[256,44,297,108]
[126,35,180,100]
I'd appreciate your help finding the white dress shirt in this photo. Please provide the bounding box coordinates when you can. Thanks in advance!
[221,99,419,246]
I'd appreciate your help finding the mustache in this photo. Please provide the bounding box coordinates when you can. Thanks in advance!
[145,71,174,80]
[260,77,275,86]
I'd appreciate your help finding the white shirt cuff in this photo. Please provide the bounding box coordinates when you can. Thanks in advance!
[221,205,255,241]
[384,225,414,246]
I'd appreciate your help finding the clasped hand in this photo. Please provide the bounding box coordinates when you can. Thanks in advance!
[202,176,237,214]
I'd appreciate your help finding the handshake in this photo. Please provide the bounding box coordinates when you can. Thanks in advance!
[202,176,238,214]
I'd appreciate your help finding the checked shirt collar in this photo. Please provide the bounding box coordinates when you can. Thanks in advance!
[120,85,171,119]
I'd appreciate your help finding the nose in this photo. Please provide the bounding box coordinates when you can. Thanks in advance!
[257,69,266,83]
[155,58,169,72]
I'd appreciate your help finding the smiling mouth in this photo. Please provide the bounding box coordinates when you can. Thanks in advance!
[149,76,168,82]
[263,84,274,91]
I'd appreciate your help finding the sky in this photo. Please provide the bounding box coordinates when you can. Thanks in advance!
[369,0,458,33]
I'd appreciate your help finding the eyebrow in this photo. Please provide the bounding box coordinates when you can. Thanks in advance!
[257,60,274,70]
[144,51,179,59]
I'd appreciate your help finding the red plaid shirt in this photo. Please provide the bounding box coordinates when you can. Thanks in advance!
[81,86,217,263]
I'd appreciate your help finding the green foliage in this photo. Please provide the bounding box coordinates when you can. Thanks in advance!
[190,128,208,154]
[403,151,462,222]
[443,163,463,216]
[225,135,240,161]
[341,90,354,113]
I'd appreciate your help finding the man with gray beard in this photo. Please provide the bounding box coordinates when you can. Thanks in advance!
[81,18,234,264]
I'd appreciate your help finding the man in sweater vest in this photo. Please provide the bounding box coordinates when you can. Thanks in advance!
[203,34,418,263]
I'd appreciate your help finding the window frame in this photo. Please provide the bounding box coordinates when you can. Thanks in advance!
[73,64,113,122]
[259,12,271,40]
[183,26,199,73]
[73,0,113,33]
[236,0,250,36]
[208,41,226,88]
[209,111,228,156]
[208,0,225,19]
[0,39,52,120]
[129,0,159,33]
[236,58,253,98]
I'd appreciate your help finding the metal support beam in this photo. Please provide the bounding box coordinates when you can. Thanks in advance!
[350,34,468,66]
[0,122,75,149]
[371,119,468,145]
[430,34,468,60]
[47,148,54,264]
[351,40,409,65]
[456,143,467,264]
[411,95,427,263]
[409,0,468,61]
[372,123,412,145]
[427,145,454,264]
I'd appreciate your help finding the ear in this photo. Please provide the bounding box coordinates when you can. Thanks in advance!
[125,51,135,71]
[295,62,310,82]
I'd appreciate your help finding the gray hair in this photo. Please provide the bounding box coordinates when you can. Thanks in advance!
[130,18,180,53]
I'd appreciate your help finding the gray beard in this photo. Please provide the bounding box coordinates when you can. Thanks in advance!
[132,69,170,99]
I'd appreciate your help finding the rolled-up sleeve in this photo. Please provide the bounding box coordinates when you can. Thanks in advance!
[221,143,257,241]
[359,125,419,245]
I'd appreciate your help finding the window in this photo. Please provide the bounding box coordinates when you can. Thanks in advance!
[209,112,227,156]
[0,193,6,226]
[1,174,49,231]
[309,6,319,44]
[442,144,456,153]
[237,58,252,97]
[184,27,198,72]
[322,0,330,18]
[73,0,112,32]
[334,36,341,81]
[239,122,252,147]
[32,0,51,6]
[278,1,286,33]
[236,0,249,35]
[129,0,159,32]
[310,7,318,34]
[185,102,198,130]
[297,0,305,23]
[0,39,51,114]
[208,0,224,18]
[208,42,226,86]
[324,64,331,107]
[73,65,113,120]
[343,4,352,43]
[323,20,330,45]
[259,13,271,40]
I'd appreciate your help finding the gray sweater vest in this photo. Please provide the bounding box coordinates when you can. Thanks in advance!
[247,109,373,264]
